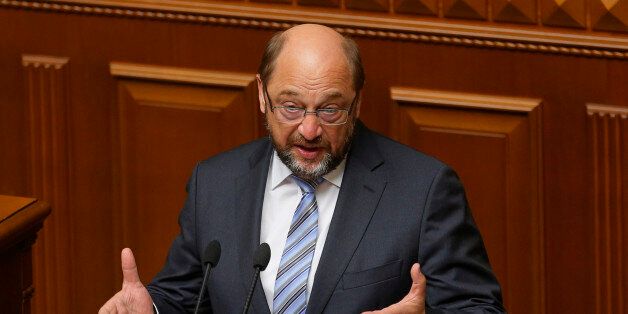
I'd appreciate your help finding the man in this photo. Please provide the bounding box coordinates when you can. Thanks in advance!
[99,24,504,313]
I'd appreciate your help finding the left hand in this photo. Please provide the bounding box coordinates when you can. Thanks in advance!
[361,263,426,314]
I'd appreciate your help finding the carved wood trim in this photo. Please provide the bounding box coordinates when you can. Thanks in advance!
[118,80,243,111]
[587,103,626,314]
[419,126,508,138]
[22,54,72,314]
[22,285,35,303]
[587,103,628,118]
[390,87,542,112]
[2,0,628,60]
[110,62,255,87]
[22,55,69,69]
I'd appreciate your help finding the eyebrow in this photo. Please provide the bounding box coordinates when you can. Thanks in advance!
[277,90,300,97]
[275,89,346,103]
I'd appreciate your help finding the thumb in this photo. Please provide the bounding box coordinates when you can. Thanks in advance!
[401,263,426,303]
[121,248,142,287]
[411,263,423,284]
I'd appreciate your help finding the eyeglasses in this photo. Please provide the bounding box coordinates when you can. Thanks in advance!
[263,83,357,126]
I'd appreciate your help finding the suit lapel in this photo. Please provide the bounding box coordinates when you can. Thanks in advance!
[235,140,272,314]
[307,123,387,313]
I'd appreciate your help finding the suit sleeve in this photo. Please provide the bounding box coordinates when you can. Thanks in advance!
[146,163,211,313]
[419,166,506,313]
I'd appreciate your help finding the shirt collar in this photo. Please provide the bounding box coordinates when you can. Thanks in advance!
[269,150,346,190]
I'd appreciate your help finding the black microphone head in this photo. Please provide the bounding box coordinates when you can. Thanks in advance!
[202,240,221,267]
[253,243,271,271]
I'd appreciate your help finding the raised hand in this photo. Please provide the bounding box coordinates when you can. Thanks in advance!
[98,248,154,314]
[362,263,426,314]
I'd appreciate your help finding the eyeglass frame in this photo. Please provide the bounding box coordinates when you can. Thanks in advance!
[262,82,358,126]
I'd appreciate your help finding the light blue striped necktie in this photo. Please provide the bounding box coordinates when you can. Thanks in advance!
[273,175,323,314]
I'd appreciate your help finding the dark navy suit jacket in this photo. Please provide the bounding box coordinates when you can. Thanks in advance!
[147,122,505,313]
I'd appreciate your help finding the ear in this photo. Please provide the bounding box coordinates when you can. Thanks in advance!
[355,90,362,118]
[256,74,266,114]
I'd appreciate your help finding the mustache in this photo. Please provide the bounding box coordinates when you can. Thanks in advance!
[288,134,325,147]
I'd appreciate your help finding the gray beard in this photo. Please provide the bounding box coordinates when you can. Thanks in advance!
[276,145,337,180]
[268,122,355,181]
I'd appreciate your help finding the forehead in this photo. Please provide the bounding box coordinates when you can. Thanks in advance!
[268,37,353,95]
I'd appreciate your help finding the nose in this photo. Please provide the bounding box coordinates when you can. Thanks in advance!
[298,113,323,140]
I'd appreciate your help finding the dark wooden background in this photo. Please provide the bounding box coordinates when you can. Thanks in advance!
[1,0,627,313]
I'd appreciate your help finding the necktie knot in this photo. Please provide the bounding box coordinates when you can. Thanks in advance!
[291,175,324,194]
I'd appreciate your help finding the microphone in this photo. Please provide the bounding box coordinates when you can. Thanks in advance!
[242,243,271,314]
[193,240,221,314]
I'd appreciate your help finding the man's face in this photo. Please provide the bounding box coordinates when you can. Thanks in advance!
[257,42,360,180]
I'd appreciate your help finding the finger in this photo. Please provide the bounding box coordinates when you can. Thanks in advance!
[121,248,142,286]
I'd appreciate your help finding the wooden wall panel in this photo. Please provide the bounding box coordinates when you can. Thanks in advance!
[390,88,543,314]
[588,104,627,314]
[110,63,258,280]
[21,55,72,314]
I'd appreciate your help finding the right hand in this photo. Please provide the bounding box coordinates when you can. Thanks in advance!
[99,248,154,314]
[361,263,426,314]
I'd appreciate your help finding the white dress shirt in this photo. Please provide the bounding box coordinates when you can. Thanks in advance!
[259,151,346,312]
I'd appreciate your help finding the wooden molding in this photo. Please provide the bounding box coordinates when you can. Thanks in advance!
[587,103,626,314]
[0,196,50,251]
[118,80,243,111]
[0,196,50,313]
[2,0,628,59]
[390,87,542,112]
[21,55,69,69]
[418,126,507,138]
[587,103,628,118]
[0,196,36,223]
[110,62,255,87]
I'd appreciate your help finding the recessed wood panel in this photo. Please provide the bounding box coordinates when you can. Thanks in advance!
[298,0,340,7]
[21,54,72,314]
[391,87,543,314]
[591,0,628,32]
[346,0,389,11]
[443,0,487,20]
[542,0,586,28]
[587,104,628,314]
[111,64,258,281]
[251,0,291,3]
[394,0,438,16]
[493,0,536,24]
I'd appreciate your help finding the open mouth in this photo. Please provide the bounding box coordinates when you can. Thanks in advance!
[294,145,322,160]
